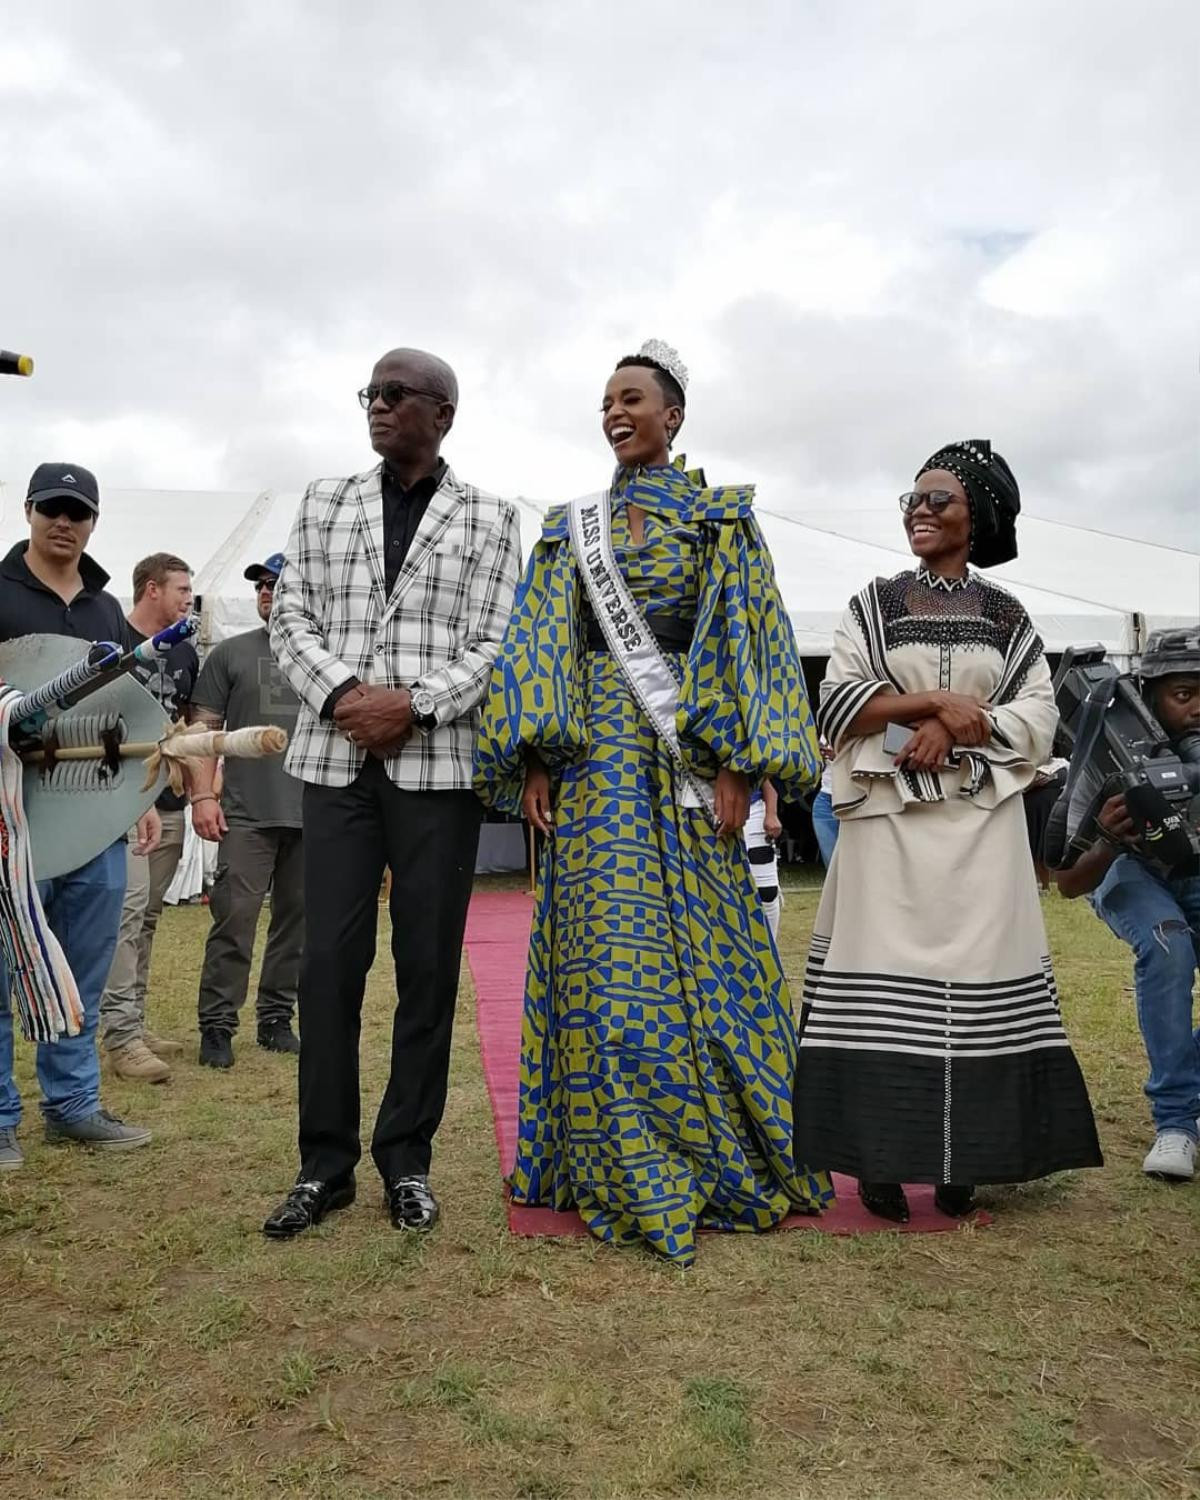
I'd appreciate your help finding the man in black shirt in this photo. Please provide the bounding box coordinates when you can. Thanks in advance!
[99,552,197,1084]
[0,463,154,1171]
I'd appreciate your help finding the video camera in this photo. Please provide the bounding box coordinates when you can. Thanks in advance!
[1045,641,1200,879]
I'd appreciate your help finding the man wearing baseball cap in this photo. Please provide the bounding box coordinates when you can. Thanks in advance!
[0,463,155,1171]
[189,553,304,1068]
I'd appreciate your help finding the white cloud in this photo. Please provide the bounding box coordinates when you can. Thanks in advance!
[0,0,1195,552]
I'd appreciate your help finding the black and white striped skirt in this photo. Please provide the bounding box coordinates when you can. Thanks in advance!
[794,796,1102,1185]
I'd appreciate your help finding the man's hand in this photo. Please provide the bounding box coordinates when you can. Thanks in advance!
[931,691,992,747]
[191,797,228,842]
[132,806,162,856]
[764,806,784,841]
[333,684,414,754]
[1097,793,1139,845]
[899,718,955,772]
[714,768,750,836]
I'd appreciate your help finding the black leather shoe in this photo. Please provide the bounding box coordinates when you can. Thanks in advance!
[858,1180,910,1223]
[262,1176,355,1239]
[934,1183,977,1218]
[385,1174,439,1231]
[257,1021,301,1055]
[199,1027,233,1069]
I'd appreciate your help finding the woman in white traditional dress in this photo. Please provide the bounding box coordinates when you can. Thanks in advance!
[794,440,1102,1222]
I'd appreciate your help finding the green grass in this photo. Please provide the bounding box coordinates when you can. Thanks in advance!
[1,876,1198,1499]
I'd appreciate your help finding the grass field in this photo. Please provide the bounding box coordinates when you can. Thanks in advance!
[1,872,1197,1500]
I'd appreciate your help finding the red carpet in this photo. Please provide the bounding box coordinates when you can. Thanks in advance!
[465,889,988,1236]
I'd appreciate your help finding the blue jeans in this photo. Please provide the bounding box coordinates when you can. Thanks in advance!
[1091,855,1200,1139]
[811,790,839,869]
[0,841,127,1126]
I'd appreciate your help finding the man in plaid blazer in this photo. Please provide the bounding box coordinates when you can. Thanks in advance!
[263,348,520,1240]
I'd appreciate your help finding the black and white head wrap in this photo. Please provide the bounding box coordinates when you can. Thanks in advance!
[916,438,1020,568]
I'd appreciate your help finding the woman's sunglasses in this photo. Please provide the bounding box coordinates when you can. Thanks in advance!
[357,381,445,410]
[898,490,963,516]
[33,497,95,523]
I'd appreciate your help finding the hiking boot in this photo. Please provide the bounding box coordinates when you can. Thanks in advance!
[1142,1131,1196,1181]
[143,1031,184,1059]
[199,1027,234,1069]
[44,1109,152,1151]
[108,1038,170,1084]
[0,1127,23,1171]
[257,1020,300,1055]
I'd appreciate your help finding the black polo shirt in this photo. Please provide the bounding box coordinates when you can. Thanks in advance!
[0,542,129,647]
[382,459,446,595]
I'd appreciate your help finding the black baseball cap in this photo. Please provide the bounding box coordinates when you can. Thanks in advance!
[27,462,100,515]
[244,551,286,583]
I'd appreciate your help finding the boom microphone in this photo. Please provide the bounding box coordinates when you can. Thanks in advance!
[1,350,34,377]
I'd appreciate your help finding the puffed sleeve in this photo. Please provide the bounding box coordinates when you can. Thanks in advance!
[677,495,821,800]
[473,509,589,816]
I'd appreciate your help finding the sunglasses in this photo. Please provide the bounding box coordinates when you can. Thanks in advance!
[357,381,445,410]
[898,490,964,516]
[33,496,94,523]
[255,578,277,594]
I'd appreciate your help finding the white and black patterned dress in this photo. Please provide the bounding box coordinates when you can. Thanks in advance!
[794,568,1102,1185]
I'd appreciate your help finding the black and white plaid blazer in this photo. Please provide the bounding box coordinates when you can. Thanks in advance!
[270,462,521,790]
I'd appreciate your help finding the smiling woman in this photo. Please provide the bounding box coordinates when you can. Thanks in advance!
[474,340,833,1267]
[794,438,1102,1225]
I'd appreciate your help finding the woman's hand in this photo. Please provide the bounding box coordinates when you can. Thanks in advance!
[522,758,554,836]
[898,718,955,772]
[931,692,992,747]
[714,768,750,836]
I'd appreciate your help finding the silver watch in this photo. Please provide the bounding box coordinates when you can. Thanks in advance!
[410,687,438,730]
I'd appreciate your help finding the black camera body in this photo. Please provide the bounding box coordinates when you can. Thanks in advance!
[1045,643,1200,878]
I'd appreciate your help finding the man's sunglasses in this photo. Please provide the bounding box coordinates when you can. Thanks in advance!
[33,496,94,523]
[255,577,277,594]
[898,490,964,516]
[357,381,445,410]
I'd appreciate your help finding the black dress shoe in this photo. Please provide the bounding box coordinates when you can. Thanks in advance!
[199,1027,233,1069]
[256,1021,301,1055]
[385,1174,439,1231]
[934,1183,977,1218]
[262,1176,355,1239]
[858,1180,910,1223]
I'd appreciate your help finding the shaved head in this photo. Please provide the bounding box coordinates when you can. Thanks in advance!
[376,347,458,409]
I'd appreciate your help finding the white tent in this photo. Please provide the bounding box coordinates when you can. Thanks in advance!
[2,482,1194,660]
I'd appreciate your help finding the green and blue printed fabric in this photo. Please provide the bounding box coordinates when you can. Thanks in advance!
[474,460,831,1266]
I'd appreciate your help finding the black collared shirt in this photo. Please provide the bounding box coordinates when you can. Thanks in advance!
[382,459,446,596]
[0,542,130,647]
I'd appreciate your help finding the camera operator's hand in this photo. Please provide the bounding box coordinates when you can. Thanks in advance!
[898,718,955,772]
[1097,793,1139,846]
[932,692,992,747]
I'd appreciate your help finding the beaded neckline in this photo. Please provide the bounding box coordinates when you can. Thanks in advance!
[915,563,971,593]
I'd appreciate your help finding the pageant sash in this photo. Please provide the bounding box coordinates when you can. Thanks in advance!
[567,490,717,824]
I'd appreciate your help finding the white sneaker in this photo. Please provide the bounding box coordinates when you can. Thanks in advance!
[1142,1131,1197,1180]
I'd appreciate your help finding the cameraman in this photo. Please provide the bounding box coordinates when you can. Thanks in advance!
[1055,628,1200,1180]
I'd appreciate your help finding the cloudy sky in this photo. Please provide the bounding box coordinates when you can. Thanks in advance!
[2,0,1196,545]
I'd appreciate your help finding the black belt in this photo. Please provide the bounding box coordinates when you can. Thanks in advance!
[584,611,694,654]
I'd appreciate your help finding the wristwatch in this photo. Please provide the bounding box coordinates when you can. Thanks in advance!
[410,687,438,732]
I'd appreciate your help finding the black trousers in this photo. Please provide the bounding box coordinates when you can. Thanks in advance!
[297,760,482,1184]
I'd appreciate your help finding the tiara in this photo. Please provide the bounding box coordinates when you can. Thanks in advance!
[638,338,688,393]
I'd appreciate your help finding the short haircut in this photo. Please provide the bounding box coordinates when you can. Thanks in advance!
[132,552,192,603]
[614,354,686,410]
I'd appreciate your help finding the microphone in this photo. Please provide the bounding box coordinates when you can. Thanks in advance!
[1,350,34,377]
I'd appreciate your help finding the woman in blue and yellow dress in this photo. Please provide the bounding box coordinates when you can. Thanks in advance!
[473,340,833,1266]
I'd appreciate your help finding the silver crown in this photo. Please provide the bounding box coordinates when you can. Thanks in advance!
[638,338,688,393]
